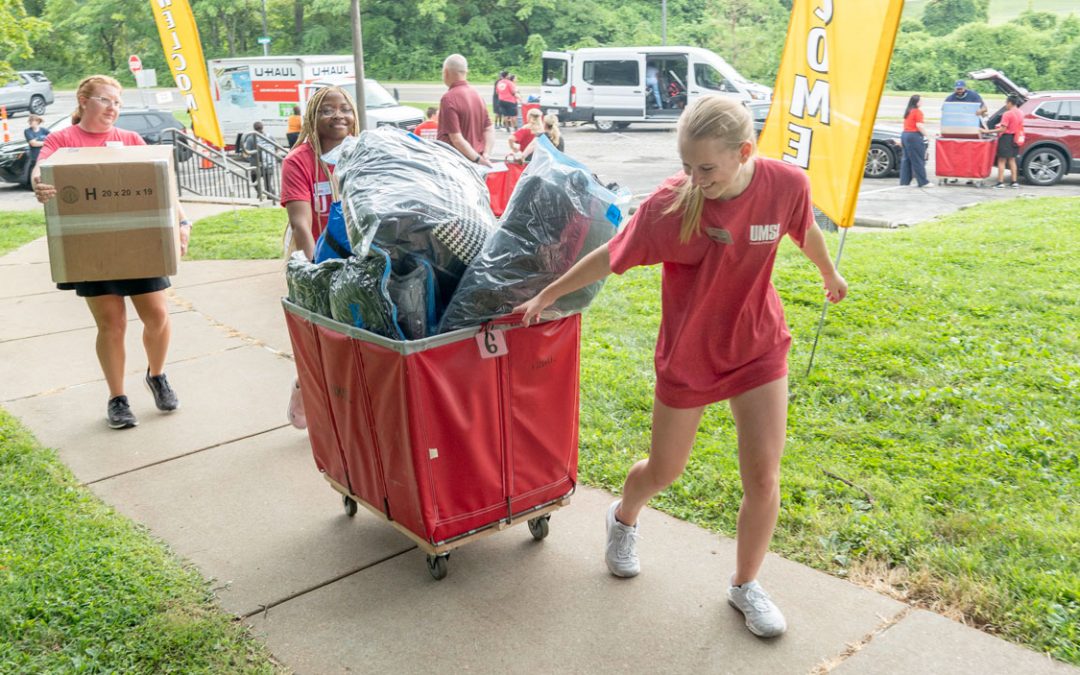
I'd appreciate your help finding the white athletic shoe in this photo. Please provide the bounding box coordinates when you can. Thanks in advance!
[727,579,787,637]
[605,500,640,578]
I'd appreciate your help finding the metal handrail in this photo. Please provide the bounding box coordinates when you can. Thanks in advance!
[162,129,286,203]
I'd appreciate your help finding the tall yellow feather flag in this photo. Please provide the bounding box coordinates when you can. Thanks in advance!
[757,0,904,228]
[149,0,224,148]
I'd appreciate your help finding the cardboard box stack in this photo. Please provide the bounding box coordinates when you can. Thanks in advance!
[40,145,179,284]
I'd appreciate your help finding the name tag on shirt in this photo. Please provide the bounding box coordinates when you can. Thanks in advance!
[315,181,332,197]
[705,227,734,245]
[105,141,124,148]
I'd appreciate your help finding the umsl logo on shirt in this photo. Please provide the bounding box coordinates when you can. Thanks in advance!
[749,223,780,245]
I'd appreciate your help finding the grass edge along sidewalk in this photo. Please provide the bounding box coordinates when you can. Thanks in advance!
[0,409,285,673]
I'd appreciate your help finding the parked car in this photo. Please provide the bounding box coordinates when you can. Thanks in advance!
[747,101,903,178]
[0,108,191,188]
[969,68,1080,186]
[0,71,55,116]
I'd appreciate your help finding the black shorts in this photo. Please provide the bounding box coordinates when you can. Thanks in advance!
[502,102,518,118]
[997,134,1019,159]
[57,277,170,298]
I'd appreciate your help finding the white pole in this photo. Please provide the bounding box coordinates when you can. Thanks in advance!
[804,226,848,378]
[351,0,367,129]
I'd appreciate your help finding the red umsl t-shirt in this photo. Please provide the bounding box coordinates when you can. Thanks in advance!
[1000,108,1024,136]
[280,142,334,240]
[496,78,518,104]
[512,127,535,151]
[413,120,438,141]
[38,125,145,164]
[608,158,814,408]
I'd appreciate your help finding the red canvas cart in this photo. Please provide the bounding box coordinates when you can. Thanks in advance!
[935,137,998,186]
[283,299,580,579]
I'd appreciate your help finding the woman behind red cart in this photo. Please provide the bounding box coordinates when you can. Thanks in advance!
[32,75,192,430]
[281,85,360,429]
[508,107,543,162]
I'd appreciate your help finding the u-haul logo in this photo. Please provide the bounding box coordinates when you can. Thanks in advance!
[311,64,351,77]
[749,223,780,244]
[253,66,299,79]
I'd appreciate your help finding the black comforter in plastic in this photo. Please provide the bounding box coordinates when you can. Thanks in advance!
[285,252,345,319]
[438,135,623,333]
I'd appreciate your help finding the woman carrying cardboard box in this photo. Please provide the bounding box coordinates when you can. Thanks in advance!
[31,75,192,430]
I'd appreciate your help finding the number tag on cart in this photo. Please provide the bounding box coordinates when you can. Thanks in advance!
[476,325,508,359]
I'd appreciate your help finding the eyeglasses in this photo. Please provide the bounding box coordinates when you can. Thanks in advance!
[87,96,123,109]
[318,106,354,117]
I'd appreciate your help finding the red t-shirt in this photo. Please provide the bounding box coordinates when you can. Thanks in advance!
[413,120,438,141]
[38,125,145,163]
[902,107,924,133]
[437,81,492,154]
[280,142,335,240]
[496,78,518,103]
[512,127,536,151]
[607,158,814,407]
[1000,108,1024,136]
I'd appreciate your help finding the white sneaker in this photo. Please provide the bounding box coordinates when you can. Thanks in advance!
[727,579,787,637]
[287,380,307,429]
[605,500,640,577]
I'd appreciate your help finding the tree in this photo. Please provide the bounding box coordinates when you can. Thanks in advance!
[0,0,49,80]
[921,0,988,37]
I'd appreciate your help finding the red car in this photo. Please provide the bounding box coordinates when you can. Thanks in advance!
[970,68,1080,186]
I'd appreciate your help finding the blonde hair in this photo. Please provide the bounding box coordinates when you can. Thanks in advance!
[295,85,360,184]
[664,96,755,243]
[72,75,122,125]
[525,107,543,133]
[543,113,561,147]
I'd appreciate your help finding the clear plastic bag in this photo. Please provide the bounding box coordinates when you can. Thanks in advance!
[438,135,623,333]
[328,248,404,340]
[335,128,498,312]
[285,251,345,318]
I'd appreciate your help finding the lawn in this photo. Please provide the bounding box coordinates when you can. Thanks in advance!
[1,196,1076,664]
[579,196,1078,664]
[0,410,282,673]
[0,210,45,256]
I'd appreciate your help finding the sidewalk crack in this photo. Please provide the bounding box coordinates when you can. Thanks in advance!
[809,606,913,674]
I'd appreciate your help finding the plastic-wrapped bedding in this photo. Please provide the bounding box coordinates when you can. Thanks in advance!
[328,248,405,340]
[438,135,623,333]
[334,128,498,311]
[285,252,345,318]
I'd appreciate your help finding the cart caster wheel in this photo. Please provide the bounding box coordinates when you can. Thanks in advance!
[343,495,358,517]
[528,515,550,540]
[426,554,449,580]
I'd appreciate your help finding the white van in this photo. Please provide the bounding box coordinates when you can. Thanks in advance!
[540,46,771,132]
[299,78,424,132]
[208,55,422,146]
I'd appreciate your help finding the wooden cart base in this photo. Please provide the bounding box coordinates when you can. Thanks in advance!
[323,474,573,580]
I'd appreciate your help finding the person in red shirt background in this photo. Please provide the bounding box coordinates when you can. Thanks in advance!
[508,107,543,161]
[413,106,439,141]
[280,85,359,429]
[993,94,1025,188]
[437,53,494,167]
[496,73,520,132]
[899,94,932,188]
[515,96,846,638]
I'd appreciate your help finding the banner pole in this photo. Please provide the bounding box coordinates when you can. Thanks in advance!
[804,226,848,378]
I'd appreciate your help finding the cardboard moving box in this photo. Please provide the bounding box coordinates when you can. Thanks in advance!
[40,145,179,284]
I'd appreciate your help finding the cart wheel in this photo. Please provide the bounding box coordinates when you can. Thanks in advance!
[343,495,358,517]
[528,515,551,540]
[426,554,449,580]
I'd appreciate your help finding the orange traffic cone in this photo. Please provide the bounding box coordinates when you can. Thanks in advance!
[1,107,9,143]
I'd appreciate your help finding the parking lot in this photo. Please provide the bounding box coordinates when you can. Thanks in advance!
[2,87,1077,225]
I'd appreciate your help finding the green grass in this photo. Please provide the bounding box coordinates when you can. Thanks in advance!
[184,207,289,261]
[579,196,1079,664]
[904,0,1078,23]
[0,211,45,257]
[0,410,281,673]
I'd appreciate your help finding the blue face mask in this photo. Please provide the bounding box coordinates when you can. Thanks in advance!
[321,144,343,166]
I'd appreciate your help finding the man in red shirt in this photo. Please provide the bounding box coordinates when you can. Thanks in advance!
[437,53,494,167]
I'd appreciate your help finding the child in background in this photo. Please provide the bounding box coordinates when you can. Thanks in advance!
[515,96,847,638]
[413,106,439,141]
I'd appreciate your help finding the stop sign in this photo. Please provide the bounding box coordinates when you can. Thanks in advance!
[128,55,142,74]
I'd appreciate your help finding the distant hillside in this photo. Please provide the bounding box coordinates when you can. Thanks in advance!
[903,0,1079,25]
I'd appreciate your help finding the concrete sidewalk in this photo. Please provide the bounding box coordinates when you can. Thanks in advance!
[0,238,1073,674]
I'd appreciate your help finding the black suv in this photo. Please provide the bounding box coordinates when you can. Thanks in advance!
[747,101,903,178]
[0,108,191,188]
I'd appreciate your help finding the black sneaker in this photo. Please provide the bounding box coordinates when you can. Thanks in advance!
[145,370,179,412]
[107,395,138,429]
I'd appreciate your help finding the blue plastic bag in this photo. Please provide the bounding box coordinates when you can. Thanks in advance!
[313,201,351,262]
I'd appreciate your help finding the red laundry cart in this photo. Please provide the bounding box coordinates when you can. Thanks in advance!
[519,102,541,127]
[935,137,997,186]
[485,161,526,217]
[283,299,580,580]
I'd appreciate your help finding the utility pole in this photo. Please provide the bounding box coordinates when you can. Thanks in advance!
[661,0,667,45]
[351,0,367,129]
[261,0,270,56]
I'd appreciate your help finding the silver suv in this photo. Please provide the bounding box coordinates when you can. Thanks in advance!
[0,71,55,116]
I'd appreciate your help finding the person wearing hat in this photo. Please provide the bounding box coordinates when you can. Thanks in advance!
[945,80,987,117]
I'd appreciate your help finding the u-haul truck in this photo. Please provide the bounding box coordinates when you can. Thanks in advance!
[208,55,422,145]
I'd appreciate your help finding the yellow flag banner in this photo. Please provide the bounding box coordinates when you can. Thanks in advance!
[149,0,224,147]
[757,0,904,228]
